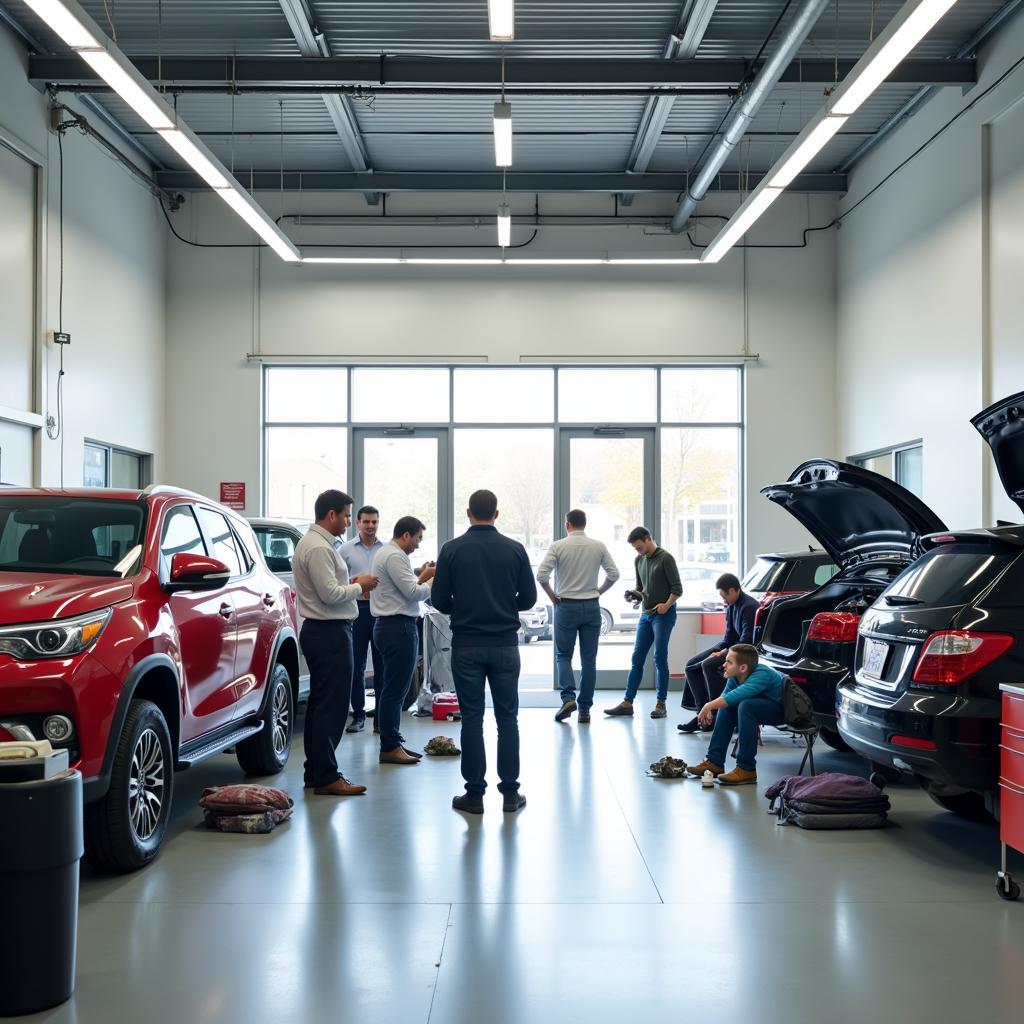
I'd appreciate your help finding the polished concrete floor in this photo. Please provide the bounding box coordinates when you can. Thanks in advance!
[23,703,1024,1024]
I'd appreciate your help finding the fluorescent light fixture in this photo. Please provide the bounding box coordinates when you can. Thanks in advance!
[22,0,98,49]
[768,115,848,188]
[487,0,515,41]
[78,49,173,129]
[493,101,513,167]
[830,0,959,116]
[217,189,302,263]
[156,129,231,190]
[702,187,784,264]
[301,256,700,266]
[497,203,511,248]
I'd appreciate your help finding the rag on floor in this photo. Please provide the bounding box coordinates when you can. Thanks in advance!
[648,756,688,779]
[766,773,890,830]
[200,784,294,834]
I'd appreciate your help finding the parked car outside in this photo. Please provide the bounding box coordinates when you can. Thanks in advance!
[838,391,1024,821]
[0,487,300,871]
[755,461,945,751]
[248,517,311,696]
[705,542,731,563]
[741,548,838,604]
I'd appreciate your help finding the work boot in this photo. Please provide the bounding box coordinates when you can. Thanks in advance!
[650,702,667,719]
[452,793,485,814]
[604,700,634,717]
[503,793,527,813]
[555,700,577,722]
[578,710,591,724]
[717,766,757,786]
[687,759,724,778]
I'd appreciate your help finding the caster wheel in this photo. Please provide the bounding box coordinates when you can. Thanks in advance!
[996,875,1020,902]
[869,772,886,792]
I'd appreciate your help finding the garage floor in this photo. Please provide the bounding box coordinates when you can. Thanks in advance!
[30,707,1024,1024]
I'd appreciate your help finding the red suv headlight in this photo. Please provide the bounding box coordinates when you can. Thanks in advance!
[0,608,112,660]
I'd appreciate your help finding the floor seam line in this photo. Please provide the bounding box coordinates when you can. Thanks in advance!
[426,903,453,1024]
[604,756,665,904]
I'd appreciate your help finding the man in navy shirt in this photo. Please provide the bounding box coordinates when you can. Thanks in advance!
[431,489,537,815]
[678,573,759,733]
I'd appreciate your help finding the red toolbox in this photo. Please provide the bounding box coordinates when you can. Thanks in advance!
[997,684,1024,901]
[432,692,460,721]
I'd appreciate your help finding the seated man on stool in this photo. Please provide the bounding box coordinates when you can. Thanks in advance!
[687,644,784,786]
[678,572,759,733]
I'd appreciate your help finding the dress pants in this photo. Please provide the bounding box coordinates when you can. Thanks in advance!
[299,618,353,788]
[350,600,382,721]
[451,645,521,796]
[682,646,727,710]
[373,615,420,752]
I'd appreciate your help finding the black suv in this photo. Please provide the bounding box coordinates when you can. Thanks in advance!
[755,461,946,752]
[837,392,1024,820]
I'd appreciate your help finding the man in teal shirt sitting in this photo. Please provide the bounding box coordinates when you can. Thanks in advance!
[686,644,784,786]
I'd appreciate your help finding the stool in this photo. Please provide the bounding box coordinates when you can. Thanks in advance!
[789,724,818,776]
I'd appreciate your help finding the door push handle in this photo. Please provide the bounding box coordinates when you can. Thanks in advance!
[219,603,233,619]
[262,593,276,607]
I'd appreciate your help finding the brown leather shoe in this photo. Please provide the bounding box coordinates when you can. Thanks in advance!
[687,759,724,778]
[313,776,367,796]
[717,766,757,786]
[379,747,420,765]
[604,700,634,717]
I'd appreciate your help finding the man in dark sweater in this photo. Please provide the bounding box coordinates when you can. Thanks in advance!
[678,572,760,734]
[605,527,682,720]
[431,489,537,814]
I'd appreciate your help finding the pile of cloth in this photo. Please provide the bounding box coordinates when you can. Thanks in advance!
[648,756,689,779]
[424,736,461,756]
[200,784,294,834]
[766,773,890,830]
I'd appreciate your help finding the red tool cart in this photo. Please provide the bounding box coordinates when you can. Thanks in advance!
[997,683,1024,901]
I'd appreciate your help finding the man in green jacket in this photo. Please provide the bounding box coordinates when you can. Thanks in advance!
[605,527,682,720]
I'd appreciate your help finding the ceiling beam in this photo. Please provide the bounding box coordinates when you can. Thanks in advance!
[156,169,847,193]
[28,55,977,91]
[626,0,721,193]
[276,0,378,204]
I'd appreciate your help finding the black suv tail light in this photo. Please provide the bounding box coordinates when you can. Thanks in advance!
[911,630,1014,685]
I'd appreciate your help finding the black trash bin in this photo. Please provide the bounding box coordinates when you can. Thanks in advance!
[0,765,83,1017]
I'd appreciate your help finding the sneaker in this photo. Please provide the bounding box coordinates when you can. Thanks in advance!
[604,701,634,717]
[503,793,527,813]
[578,710,591,724]
[677,717,701,733]
[452,793,484,814]
[554,700,577,723]
[650,702,667,719]
[687,759,724,778]
[346,717,365,734]
[717,766,757,786]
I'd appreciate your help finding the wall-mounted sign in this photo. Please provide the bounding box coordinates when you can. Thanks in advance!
[220,482,246,510]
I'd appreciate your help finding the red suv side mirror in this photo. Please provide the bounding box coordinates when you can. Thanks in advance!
[166,553,231,592]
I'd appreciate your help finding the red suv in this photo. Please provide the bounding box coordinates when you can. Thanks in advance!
[0,487,300,871]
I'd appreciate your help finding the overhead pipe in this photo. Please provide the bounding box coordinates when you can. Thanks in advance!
[669,0,831,233]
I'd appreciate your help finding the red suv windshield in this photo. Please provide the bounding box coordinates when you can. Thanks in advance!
[0,497,147,578]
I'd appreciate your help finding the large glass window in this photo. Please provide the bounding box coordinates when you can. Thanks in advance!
[351,368,449,423]
[454,368,554,423]
[266,427,347,522]
[266,367,347,423]
[558,368,657,423]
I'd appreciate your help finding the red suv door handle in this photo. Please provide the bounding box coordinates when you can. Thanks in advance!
[218,603,233,619]
[262,594,276,607]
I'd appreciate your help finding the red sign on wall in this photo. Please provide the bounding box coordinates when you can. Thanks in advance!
[220,482,246,510]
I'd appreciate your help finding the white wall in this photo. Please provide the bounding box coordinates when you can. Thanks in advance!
[0,23,166,486]
[165,189,839,565]
[836,6,1024,529]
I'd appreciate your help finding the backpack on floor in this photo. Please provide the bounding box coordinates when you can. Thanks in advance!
[765,772,890,830]
[780,675,814,728]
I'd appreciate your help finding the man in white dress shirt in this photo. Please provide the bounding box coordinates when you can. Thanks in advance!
[537,509,620,724]
[371,516,436,765]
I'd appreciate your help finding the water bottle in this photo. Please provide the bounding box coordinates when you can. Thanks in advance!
[702,770,715,788]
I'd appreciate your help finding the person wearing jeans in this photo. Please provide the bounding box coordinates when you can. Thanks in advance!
[431,489,537,814]
[606,527,682,720]
[537,509,619,724]
[688,644,785,786]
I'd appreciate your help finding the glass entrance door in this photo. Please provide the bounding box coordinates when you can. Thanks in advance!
[559,429,656,689]
[352,429,449,562]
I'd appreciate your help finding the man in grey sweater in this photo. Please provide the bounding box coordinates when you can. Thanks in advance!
[537,509,619,723]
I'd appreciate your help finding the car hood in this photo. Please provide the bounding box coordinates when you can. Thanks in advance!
[972,391,1024,516]
[0,573,135,625]
[760,460,947,567]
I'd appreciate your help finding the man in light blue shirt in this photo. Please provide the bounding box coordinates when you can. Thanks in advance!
[371,516,435,765]
[339,506,384,733]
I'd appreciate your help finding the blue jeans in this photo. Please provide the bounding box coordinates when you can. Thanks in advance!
[373,616,419,752]
[451,645,521,796]
[350,600,382,720]
[555,598,601,708]
[624,609,677,703]
[706,697,785,771]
